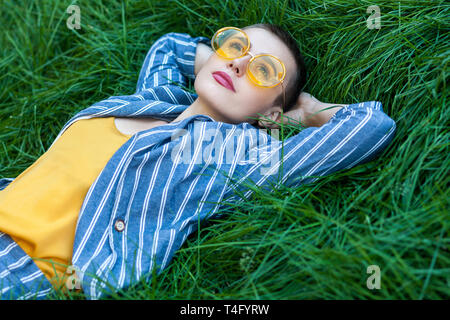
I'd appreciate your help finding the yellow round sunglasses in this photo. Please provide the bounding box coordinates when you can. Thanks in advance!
[211,26,286,109]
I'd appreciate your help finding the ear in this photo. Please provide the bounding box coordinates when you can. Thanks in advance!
[257,107,283,129]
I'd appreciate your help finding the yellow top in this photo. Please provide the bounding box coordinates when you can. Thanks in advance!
[0,117,132,290]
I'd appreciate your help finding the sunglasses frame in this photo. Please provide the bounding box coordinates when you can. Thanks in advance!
[211,26,286,110]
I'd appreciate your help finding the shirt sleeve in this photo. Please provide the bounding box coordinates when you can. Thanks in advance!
[135,32,211,93]
[226,101,397,199]
[84,33,211,118]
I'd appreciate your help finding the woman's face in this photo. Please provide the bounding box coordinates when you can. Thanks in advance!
[194,27,297,125]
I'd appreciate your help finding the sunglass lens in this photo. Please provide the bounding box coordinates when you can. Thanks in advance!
[247,56,285,87]
[212,29,249,59]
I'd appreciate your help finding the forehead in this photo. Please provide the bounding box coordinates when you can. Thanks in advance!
[243,27,296,79]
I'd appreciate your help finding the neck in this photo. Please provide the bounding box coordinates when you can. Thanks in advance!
[171,97,227,124]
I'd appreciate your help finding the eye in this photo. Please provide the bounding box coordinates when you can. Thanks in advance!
[230,41,243,51]
[257,65,268,78]
[253,62,274,79]
[222,36,247,56]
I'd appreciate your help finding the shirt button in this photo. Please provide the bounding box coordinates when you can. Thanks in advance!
[114,219,125,232]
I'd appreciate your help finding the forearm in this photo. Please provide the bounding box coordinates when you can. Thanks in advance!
[136,32,210,91]
[194,42,213,76]
[281,93,349,128]
[280,100,396,188]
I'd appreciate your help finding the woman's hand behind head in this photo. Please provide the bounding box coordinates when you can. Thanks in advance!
[258,92,321,129]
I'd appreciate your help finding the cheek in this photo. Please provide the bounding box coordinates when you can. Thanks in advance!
[194,61,274,113]
[240,86,273,111]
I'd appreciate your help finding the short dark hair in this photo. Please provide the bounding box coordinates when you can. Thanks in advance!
[243,23,307,113]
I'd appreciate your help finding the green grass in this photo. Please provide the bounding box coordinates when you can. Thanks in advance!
[0,0,448,300]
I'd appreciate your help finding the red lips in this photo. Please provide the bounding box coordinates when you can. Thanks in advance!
[212,71,235,92]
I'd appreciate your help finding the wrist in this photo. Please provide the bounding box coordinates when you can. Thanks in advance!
[303,102,347,127]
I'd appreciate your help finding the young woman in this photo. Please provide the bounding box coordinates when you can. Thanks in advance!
[0,24,396,300]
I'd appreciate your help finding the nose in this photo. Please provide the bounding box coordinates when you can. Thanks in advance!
[226,54,252,77]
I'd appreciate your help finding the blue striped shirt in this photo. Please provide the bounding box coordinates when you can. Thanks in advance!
[0,32,396,299]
